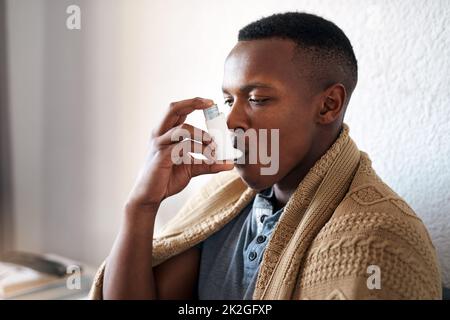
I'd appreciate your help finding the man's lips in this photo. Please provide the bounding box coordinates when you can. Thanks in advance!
[232,139,249,164]
[233,141,248,156]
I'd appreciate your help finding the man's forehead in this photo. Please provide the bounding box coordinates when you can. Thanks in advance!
[222,39,302,92]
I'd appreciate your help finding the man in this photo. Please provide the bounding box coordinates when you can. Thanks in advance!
[90,12,441,300]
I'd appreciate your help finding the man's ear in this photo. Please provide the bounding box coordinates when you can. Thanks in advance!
[317,83,347,125]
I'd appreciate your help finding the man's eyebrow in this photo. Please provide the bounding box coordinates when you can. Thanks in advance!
[222,82,275,93]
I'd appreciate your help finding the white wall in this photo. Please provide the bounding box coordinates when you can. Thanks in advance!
[6,0,450,286]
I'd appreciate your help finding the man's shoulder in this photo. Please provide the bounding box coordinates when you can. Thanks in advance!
[334,151,425,226]
[302,152,442,299]
[329,173,433,249]
[317,162,432,249]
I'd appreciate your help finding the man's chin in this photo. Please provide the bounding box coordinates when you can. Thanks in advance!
[235,164,276,191]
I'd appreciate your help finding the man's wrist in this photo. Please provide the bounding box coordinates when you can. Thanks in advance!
[122,201,160,235]
[124,201,160,216]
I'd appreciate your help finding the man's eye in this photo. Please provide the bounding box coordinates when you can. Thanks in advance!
[224,99,233,107]
[249,98,270,105]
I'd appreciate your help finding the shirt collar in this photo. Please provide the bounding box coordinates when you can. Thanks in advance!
[253,186,279,213]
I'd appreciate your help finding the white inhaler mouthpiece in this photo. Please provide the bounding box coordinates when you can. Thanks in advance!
[203,104,243,161]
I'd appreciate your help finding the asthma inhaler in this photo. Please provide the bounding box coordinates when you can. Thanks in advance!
[203,104,243,161]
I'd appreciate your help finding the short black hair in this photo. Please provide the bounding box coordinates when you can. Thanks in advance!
[238,12,358,104]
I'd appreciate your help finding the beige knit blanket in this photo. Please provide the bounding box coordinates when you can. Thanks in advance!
[90,124,442,299]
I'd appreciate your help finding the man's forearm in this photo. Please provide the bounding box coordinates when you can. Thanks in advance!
[103,205,159,299]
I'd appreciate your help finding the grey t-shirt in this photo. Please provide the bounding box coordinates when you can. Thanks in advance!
[197,187,284,300]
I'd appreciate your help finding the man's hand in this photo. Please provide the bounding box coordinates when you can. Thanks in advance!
[125,97,234,213]
[103,97,234,300]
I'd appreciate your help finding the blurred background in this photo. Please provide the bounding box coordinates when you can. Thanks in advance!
[0,0,449,288]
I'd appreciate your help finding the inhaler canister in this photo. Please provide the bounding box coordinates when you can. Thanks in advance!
[203,104,243,161]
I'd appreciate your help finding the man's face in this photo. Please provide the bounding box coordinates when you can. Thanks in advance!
[223,38,321,190]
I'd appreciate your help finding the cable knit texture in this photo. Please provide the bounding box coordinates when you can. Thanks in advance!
[89,123,442,300]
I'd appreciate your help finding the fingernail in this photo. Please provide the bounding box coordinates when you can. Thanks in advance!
[202,99,214,105]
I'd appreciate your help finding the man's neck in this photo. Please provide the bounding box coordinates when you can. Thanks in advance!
[273,127,341,210]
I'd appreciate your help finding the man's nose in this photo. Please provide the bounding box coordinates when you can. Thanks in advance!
[226,101,249,131]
